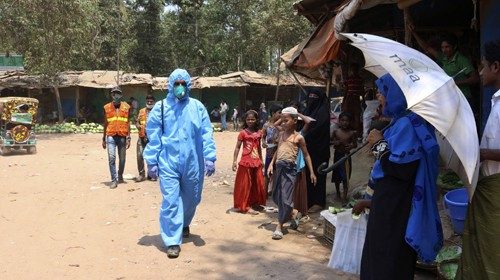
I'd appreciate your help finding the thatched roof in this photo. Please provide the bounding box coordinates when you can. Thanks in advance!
[193,77,249,89]
[0,69,324,91]
[77,71,152,88]
[0,70,153,89]
[0,71,46,89]
[219,70,324,87]
[152,70,324,90]
[152,77,168,90]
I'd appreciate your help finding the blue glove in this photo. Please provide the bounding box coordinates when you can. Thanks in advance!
[148,165,158,180]
[205,160,215,177]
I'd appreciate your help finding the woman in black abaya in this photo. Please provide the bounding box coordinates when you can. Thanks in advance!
[304,89,331,212]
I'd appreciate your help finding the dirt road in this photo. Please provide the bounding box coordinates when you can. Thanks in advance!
[2,132,366,279]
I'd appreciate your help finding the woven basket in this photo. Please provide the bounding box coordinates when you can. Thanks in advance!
[323,218,336,245]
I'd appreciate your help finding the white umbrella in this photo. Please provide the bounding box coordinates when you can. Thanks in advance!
[341,33,479,195]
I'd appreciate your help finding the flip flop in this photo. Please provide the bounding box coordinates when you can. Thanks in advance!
[263,206,278,213]
[272,230,283,240]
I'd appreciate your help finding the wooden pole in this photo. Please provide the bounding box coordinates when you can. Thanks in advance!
[53,86,64,123]
[116,0,121,85]
[244,86,247,112]
[325,76,331,98]
[274,66,280,101]
[288,68,308,96]
[325,63,332,98]
[75,86,80,124]
[404,8,412,46]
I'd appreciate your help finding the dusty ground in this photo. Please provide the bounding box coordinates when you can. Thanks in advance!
[1,131,442,279]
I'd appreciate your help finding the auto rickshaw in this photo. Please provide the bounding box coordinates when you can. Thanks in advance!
[0,97,38,155]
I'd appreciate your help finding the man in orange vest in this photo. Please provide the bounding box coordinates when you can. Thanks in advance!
[135,94,155,182]
[102,86,131,189]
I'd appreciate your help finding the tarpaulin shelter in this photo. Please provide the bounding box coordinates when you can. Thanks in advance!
[281,0,477,102]
[288,0,500,132]
[281,16,341,81]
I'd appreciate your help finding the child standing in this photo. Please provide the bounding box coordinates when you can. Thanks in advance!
[331,112,358,203]
[232,107,239,131]
[274,109,315,224]
[292,113,314,222]
[268,107,317,240]
[232,110,266,214]
[262,104,283,194]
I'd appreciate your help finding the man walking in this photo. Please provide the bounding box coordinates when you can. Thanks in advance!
[220,100,228,131]
[102,86,131,189]
[135,94,155,182]
[144,69,216,258]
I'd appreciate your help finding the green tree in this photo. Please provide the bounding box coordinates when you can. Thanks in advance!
[0,0,313,88]
[200,0,267,75]
[256,0,311,71]
[0,0,102,122]
[92,0,132,71]
[128,0,167,76]
[163,0,206,75]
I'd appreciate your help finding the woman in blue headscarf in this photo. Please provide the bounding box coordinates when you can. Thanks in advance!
[360,74,443,280]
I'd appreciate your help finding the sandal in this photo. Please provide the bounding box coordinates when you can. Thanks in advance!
[246,209,259,215]
[290,212,302,230]
[272,230,283,240]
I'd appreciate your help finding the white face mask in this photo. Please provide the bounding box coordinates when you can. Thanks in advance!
[146,104,154,109]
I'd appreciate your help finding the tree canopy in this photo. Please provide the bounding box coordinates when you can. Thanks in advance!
[0,0,311,77]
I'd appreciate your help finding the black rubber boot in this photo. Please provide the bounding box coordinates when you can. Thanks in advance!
[182,226,190,238]
[166,245,181,258]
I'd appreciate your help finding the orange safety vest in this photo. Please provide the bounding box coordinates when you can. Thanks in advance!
[104,102,130,137]
[137,108,149,138]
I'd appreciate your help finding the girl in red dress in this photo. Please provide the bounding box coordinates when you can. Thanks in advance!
[232,110,266,214]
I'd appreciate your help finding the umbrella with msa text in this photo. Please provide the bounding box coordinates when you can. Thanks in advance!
[344,33,479,197]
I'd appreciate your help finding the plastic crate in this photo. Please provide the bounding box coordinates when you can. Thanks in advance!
[323,218,336,245]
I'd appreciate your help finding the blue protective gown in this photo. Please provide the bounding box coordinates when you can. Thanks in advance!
[143,69,216,246]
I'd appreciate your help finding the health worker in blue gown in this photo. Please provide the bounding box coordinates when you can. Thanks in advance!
[144,68,216,258]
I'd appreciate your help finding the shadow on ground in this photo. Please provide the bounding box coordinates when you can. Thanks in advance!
[191,238,357,280]
[138,234,206,253]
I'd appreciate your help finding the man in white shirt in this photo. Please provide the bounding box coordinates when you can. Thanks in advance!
[457,40,500,280]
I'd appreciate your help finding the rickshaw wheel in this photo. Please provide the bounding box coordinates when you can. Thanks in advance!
[27,146,37,154]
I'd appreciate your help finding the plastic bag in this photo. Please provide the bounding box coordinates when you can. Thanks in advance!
[327,209,367,274]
